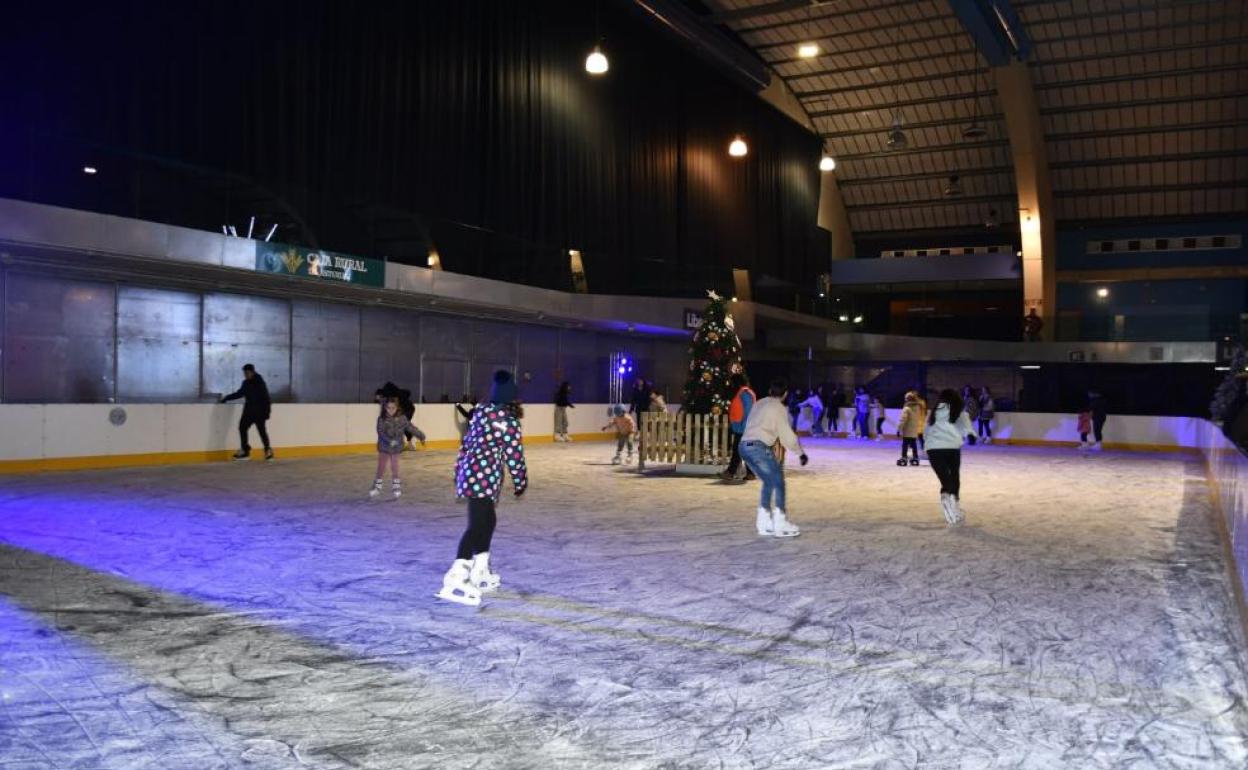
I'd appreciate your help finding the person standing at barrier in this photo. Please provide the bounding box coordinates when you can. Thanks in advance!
[1087,388,1108,451]
[870,394,886,441]
[739,379,808,538]
[553,381,575,442]
[829,385,845,435]
[720,373,756,482]
[977,387,995,445]
[852,386,870,439]
[438,370,528,607]
[926,388,975,526]
[221,363,273,461]
[369,397,426,499]
[629,378,652,434]
[961,384,980,445]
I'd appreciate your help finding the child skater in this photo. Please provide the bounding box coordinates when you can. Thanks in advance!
[926,388,976,526]
[739,378,809,538]
[370,397,426,499]
[1076,408,1093,450]
[601,405,636,465]
[438,370,528,606]
[896,391,922,466]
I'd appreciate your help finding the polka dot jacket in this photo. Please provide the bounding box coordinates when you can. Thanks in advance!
[455,404,528,501]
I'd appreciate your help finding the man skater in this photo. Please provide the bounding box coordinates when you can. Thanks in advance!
[221,363,274,461]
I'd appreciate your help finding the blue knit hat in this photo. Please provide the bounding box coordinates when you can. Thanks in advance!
[489,369,518,405]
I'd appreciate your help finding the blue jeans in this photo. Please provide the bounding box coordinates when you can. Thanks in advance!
[739,440,785,511]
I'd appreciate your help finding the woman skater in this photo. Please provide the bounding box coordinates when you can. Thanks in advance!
[370,397,426,499]
[438,370,528,606]
[739,379,809,537]
[926,388,976,526]
[553,381,575,442]
[977,387,995,445]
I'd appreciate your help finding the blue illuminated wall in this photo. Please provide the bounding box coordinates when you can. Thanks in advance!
[1056,221,1248,342]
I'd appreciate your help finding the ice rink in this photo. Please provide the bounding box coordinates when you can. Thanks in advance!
[2,439,1247,769]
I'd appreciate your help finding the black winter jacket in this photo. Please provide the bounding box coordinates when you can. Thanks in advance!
[224,375,272,419]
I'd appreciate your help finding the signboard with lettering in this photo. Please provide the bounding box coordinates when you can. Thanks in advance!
[255,242,385,287]
[684,309,703,330]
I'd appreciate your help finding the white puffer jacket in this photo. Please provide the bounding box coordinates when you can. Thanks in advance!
[924,403,975,450]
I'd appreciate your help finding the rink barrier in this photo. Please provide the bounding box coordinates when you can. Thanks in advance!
[639,412,732,474]
[0,403,616,474]
[1199,422,1248,654]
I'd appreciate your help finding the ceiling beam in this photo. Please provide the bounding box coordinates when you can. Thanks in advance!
[807,89,996,118]
[832,139,1010,162]
[1050,150,1248,170]
[945,0,1030,64]
[1046,121,1248,142]
[780,49,979,81]
[1033,62,1247,92]
[749,13,957,53]
[820,114,1006,140]
[767,29,968,68]
[838,166,1015,186]
[1033,37,1248,70]
[733,0,941,35]
[1055,182,1248,198]
[1038,90,1248,116]
[845,194,1016,211]
[794,67,989,99]
[705,0,813,24]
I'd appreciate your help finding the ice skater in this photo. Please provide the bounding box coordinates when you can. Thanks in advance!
[925,388,976,526]
[601,405,636,465]
[554,381,575,442]
[220,363,274,461]
[739,379,808,537]
[871,394,886,441]
[1076,408,1093,450]
[896,391,923,466]
[438,370,528,606]
[853,386,870,439]
[721,373,757,482]
[977,387,995,444]
[370,397,426,499]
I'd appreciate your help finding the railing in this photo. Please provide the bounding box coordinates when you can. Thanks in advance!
[639,412,733,472]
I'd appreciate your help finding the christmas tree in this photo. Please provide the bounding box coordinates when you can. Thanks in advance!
[681,290,745,415]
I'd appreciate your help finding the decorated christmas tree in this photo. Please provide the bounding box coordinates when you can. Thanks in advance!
[681,291,745,415]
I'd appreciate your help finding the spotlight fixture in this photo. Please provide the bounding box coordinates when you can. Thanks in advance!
[943,175,963,197]
[838,314,849,322]
[852,315,864,324]
[728,135,748,157]
[1096,287,1109,298]
[797,42,820,58]
[819,155,836,172]
[585,45,608,75]
[82,166,97,175]
[886,116,907,150]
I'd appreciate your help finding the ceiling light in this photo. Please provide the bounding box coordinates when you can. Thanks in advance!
[838,314,849,322]
[728,135,748,157]
[886,117,907,150]
[82,166,97,175]
[819,155,836,172]
[1096,287,1109,298]
[852,315,864,324]
[943,175,963,197]
[585,46,608,75]
[797,42,819,58]
[1020,365,1041,370]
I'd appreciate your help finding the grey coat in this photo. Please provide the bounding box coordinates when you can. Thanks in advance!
[377,414,425,454]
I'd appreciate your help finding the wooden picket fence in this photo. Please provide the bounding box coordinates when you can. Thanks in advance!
[639,411,732,473]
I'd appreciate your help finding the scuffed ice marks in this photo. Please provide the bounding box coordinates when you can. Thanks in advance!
[0,441,1246,768]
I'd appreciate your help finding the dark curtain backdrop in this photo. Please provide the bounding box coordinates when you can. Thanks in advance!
[1,1,826,297]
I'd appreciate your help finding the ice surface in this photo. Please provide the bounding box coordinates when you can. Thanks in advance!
[1,440,1246,769]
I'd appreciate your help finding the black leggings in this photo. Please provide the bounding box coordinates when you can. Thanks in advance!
[457,498,497,560]
[239,416,270,451]
[927,449,962,498]
[1093,416,1106,443]
[978,418,992,438]
[901,437,919,460]
[875,417,885,435]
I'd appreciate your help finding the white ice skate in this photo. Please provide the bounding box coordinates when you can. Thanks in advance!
[469,552,501,592]
[612,454,622,465]
[391,479,402,499]
[756,506,774,536]
[436,559,482,606]
[1077,442,1089,451]
[939,493,956,525]
[770,508,800,537]
[1090,442,1103,452]
[368,479,382,499]
[951,497,966,524]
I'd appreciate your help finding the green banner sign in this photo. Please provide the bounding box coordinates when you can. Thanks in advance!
[255,242,385,287]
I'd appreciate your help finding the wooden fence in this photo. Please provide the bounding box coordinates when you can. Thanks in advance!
[639,411,732,473]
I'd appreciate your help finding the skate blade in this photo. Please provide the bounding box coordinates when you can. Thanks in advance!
[435,587,481,606]
[772,530,800,538]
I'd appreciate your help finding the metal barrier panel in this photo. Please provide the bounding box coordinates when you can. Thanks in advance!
[3,273,116,403]
[292,300,361,403]
[202,293,291,400]
[117,286,201,402]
